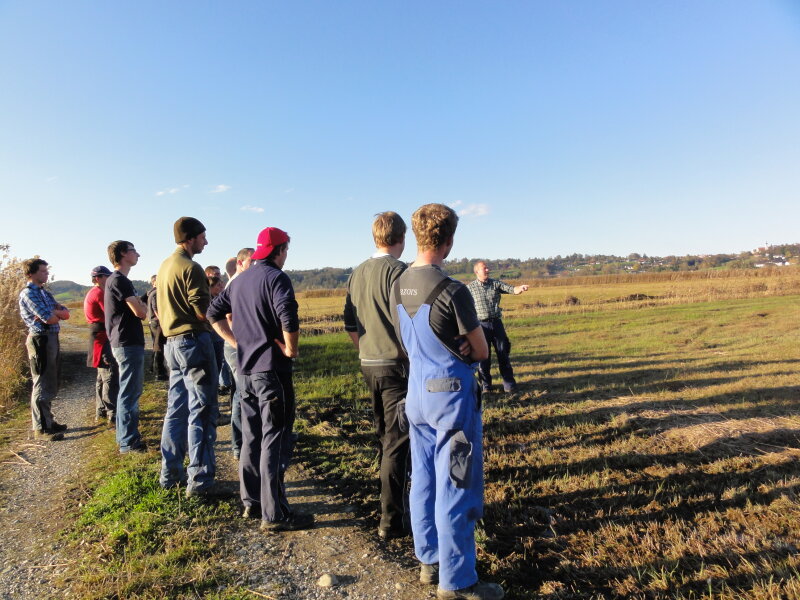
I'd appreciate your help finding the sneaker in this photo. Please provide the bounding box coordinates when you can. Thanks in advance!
[481,385,491,394]
[420,563,439,585]
[437,581,505,600]
[260,512,314,532]
[34,429,64,441]
[51,421,68,433]
[242,505,261,519]
[502,383,517,393]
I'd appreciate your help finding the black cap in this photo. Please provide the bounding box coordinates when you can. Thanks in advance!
[174,216,207,244]
[91,265,113,278]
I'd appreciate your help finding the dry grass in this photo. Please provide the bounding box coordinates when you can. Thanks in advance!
[293,274,800,599]
[0,245,29,415]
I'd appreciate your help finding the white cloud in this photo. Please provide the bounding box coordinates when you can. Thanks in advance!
[156,187,181,196]
[459,203,490,217]
[209,184,231,194]
[240,205,264,213]
[450,200,463,208]
[284,187,294,194]
[46,176,58,182]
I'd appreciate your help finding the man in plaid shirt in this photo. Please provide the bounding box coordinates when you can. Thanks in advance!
[18,258,71,440]
[466,261,528,393]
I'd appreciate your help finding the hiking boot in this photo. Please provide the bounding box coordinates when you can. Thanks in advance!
[420,563,439,585]
[51,421,68,433]
[242,505,261,519]
[34,429,64,441]
[185,484,235,500]
[378,526,409,541]
[437,581,505,600]
[260,512,314,532]
[121,442,147,454]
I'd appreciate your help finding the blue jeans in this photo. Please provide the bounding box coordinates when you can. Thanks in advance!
[111,345,145,452]
[223,342,243,457]
[160,332,219,491]
[211,332,232,388]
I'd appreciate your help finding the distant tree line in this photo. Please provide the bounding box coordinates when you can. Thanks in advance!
[46,244,800,296]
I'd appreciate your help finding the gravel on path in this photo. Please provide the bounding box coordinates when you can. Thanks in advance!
[0,323,437,599]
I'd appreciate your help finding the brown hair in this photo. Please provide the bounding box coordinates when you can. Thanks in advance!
[237,247,255,262]
[22,258,48,278]
[107,241,133,267]
[372,212,406,248]
[411,204,458,252]
[204,265,221,277]
[224,257,237,277]
[266,241,289,263]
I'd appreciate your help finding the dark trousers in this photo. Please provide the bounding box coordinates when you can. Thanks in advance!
[477,318,515,388]
[26,332,60,431]
[361,363,411,532]
[240,370,296,522]
[95,362,119,419]
[149,322,168,379]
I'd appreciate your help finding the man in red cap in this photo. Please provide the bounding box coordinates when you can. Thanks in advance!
[208,227,313,531]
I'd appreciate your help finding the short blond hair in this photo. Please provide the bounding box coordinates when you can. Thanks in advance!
[372,212,406,248]
[411,204,458,252]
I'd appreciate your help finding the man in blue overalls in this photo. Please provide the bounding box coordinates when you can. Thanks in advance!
[393,203,504,600]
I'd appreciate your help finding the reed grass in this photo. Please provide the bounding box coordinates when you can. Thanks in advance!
[0,245,28,415]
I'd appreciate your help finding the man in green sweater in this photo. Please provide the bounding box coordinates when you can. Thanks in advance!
[343,212,410,540]
[156,216,219,497]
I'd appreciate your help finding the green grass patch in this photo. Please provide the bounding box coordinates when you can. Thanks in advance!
[292,291,800,599]
[63,381,251,600]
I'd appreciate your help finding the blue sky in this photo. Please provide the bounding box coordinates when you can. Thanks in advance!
[2,1,799,284]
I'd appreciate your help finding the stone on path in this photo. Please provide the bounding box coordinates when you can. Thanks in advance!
[317,573,339,587]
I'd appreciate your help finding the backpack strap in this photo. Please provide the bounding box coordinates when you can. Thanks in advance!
[424,277,453,307]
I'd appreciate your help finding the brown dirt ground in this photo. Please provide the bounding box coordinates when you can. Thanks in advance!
[0,322,437,599]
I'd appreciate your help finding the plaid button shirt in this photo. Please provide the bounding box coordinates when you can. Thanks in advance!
[19,282,62,334]
[466,278,514,321]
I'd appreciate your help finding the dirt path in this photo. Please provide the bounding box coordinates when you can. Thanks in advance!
[0,324,434,599]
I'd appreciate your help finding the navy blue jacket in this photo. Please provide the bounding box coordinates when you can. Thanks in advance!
[207,260,299,374]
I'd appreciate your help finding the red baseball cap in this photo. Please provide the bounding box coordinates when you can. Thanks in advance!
[251,227,290,261]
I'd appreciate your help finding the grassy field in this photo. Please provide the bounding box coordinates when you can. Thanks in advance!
[293,269,800,599]
[5,268,799,598]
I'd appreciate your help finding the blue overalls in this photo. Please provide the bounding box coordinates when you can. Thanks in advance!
[396,280,484,592]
